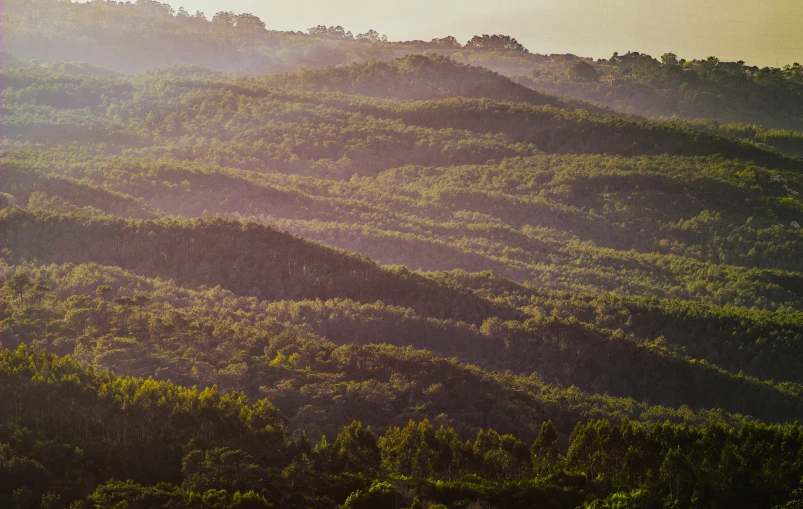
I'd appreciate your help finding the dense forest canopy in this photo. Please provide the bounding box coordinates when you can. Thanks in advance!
[2,1,803,508]
[4,0,803,132]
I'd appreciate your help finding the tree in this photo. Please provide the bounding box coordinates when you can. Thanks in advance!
[661,53,679,66]
[566,61,598,82]
[343,481,400,509]
[332,421,380,474]
[465,34,527,52]
[308,25,328,37]
[132,294,152,321]
[212,11,235,26]
[181,448,263,493]
[473,429,530,480]
[227,490,272,509]
[3,273,33,307]
[380,419,450,478]
[531,420,559,474]
[356,30,382,43]
[700,56,720,73]
[113,296,133,307]
[0,193,17,209]
[30,278,54,309]
[660,446,694,502]
[312,435,333,471]
[773,479,803,509]
[308,25,353,39]
[96,285,112,301]
[430,36,461,48]
[234,13,265,31]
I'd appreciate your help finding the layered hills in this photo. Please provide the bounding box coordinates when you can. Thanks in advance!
[2,5,803,507]
[6,0,803,132]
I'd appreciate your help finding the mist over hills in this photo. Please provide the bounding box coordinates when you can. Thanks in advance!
[2,1,803,508]
[5,0,803,132]
[260,54,564,108]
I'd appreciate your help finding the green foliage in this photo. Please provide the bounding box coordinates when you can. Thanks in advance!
[6,0,802,132]
[566,61,598,82]
[532,420,560,473]
[3,5,803,507]
[332,421,381,475]
[0,326,800,508]
[342,481,399,509]
[263,54,559,105]
[526,51,803,132]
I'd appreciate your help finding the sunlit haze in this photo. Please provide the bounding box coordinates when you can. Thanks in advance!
[5,0,803,504]
[147,0,800,67]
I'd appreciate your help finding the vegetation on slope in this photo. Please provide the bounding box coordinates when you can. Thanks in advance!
[3,213,803,426]
[6,0,803,131]
[2,345,803,508]
[3,6,803,506]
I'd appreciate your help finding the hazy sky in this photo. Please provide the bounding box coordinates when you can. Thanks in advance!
[163,0,800,67]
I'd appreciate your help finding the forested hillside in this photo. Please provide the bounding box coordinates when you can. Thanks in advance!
[4,346,803,509]
[260,54,562,106]
[3,61,803,308]
[517,53,803,134]
[5,0,803,133]
[3,1,803,508]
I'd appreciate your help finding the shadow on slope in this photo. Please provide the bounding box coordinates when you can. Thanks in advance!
[264,54,566,107]
[0,208,514,325]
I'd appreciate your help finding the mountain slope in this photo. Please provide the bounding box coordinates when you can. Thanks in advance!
[6,0,803,133]
[4,212,803,426]
[263,54,564,106]
[5,346,802,509]
[0,208,510,325]
[3,258,745,439]
[516,52,803,132]
[4,4,803,507]
[5,147,803,311]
